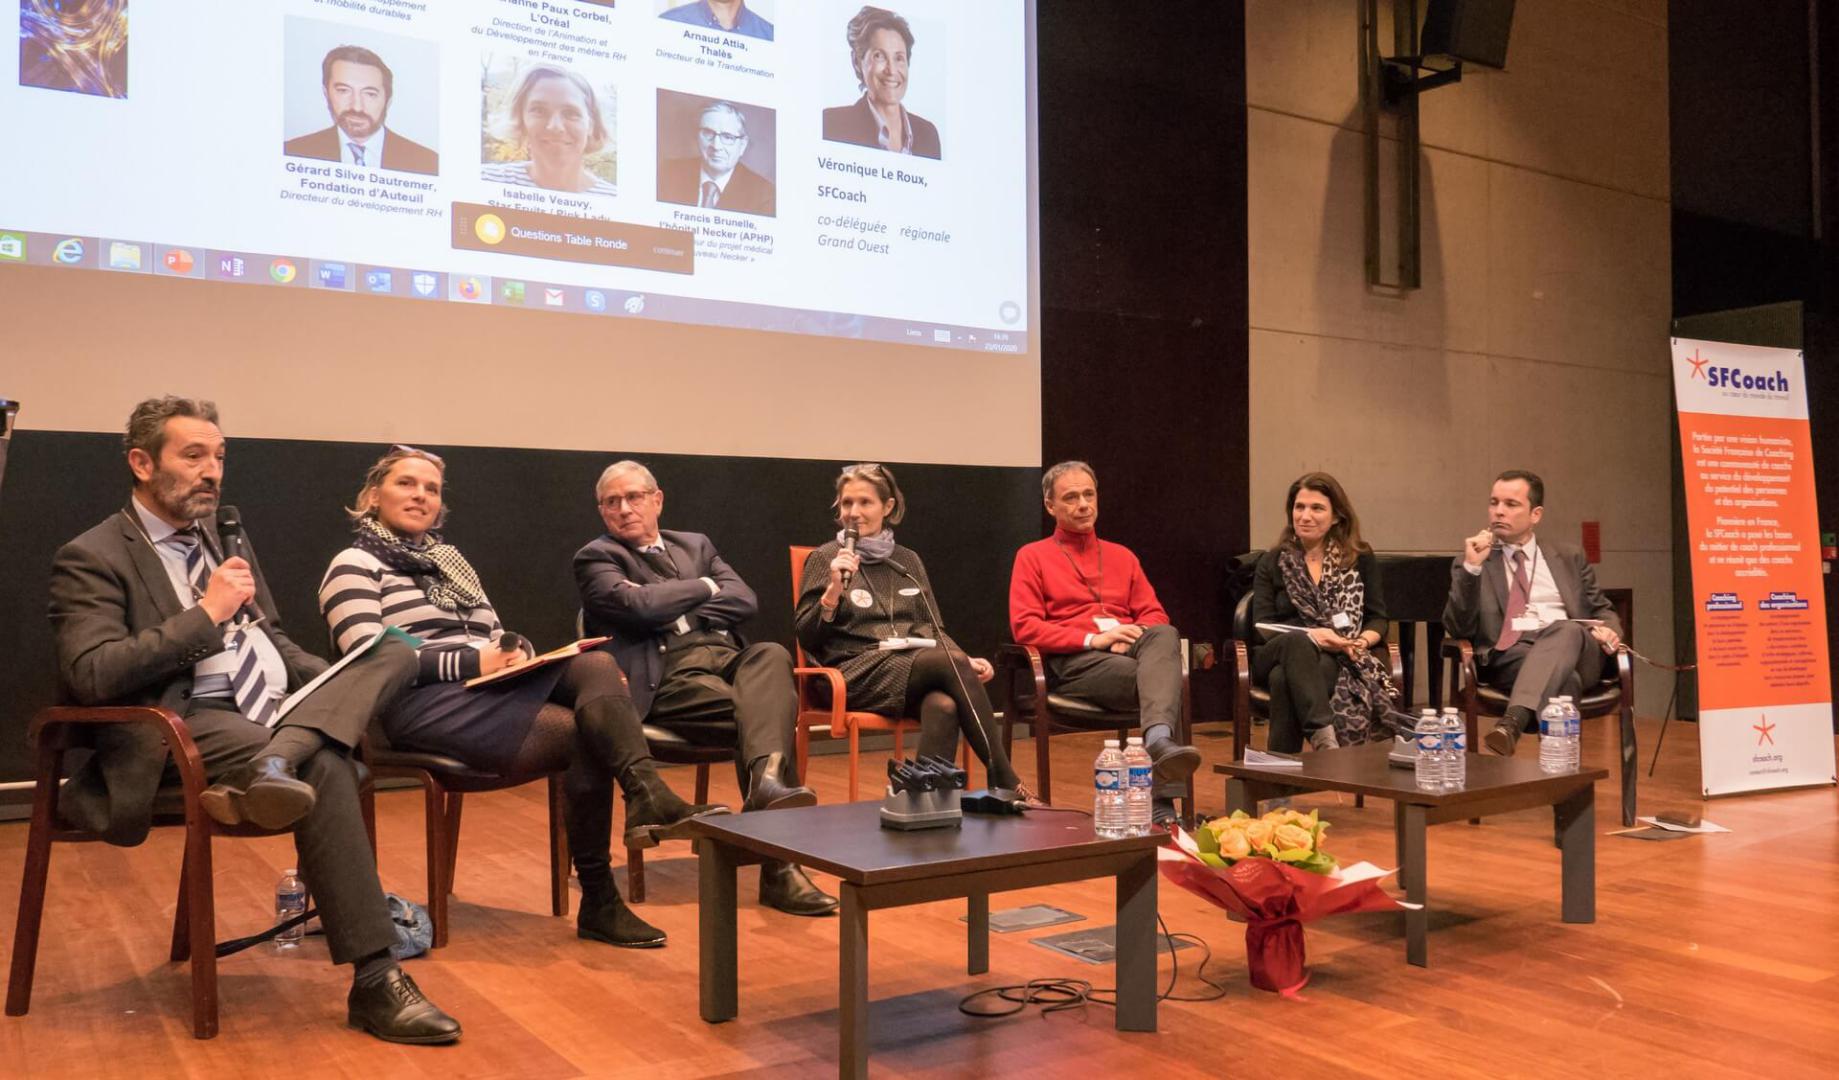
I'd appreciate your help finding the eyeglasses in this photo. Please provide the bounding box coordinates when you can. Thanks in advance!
[698,127,746,148]
[391,443,445,468]
[599,489,657,510]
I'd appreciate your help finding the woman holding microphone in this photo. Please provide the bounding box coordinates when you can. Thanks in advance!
[794,463,1029,798]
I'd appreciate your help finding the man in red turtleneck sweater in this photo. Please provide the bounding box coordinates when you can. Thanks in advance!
[1009,461,1200,822]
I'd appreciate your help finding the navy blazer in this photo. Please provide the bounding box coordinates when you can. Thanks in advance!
[573,529,758,718]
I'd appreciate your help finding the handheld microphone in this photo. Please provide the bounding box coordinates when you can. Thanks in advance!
[839,526,860,589]
[216,504,249,560]
[214,504,262,625]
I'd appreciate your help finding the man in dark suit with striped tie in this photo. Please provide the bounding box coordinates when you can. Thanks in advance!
[47,396,461,1043]
[1443,470,1622,755]
[575,459,836,916]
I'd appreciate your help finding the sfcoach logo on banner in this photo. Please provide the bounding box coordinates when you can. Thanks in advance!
[1672,337,1835,796]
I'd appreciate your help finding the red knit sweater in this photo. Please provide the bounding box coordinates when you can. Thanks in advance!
[1008,527,1169,653]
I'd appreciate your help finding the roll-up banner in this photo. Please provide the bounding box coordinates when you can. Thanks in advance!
[1672,338,1835,796]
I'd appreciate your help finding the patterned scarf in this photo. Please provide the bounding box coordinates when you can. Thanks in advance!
[1276,541,1401,744]
[837,527,897,563]
[353,516,489,613]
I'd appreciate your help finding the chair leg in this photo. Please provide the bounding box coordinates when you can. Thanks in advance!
[1619,698,1638,828]
[170,847,191,963]
[182,824,219,1039]
[421,776,449,950]
[443,793,465,897]
[6,753,62,1019]
[694,763,711,805]
[794,719,810,791]
[548,775,569,918]
[848,725,860,802]
[628,845,646,904]
[1035,716,1053,806]
[1355,793,1366,809]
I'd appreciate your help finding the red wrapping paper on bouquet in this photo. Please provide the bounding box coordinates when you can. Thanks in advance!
[1158,842,1407,993]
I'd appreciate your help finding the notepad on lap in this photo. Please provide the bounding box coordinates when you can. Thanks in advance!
[464,636,611,689]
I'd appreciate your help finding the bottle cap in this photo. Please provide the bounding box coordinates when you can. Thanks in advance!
[1126,736,1143,744]
[1103,738,1121,747]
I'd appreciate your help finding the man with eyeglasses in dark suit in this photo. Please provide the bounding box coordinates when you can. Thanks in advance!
[657,99,777,216]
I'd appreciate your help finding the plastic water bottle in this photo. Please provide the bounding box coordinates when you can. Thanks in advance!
[1539,697,1569,774]
[1413,710,1443,792]
[1560,695,1582,771]
[1094,739,1128,837]
[1439,707,1466,790]
[275,868,307,950]
[1123,736,1154,836]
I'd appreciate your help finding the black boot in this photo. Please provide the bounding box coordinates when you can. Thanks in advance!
[1144,732,1202,785]
[621,765,730,849]
[759,860,838,916]
[578,875,667,947]
[578,693,731,848]
[563,762,666,946]
[743,752,816,812]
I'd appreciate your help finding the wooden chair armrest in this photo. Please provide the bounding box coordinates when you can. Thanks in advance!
[1383,642,1405,703]
[794,666,851,733]
[31,705,209,802]
[994,643,1050,732]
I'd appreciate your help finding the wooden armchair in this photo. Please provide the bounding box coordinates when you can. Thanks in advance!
[7,706,365,1039]
[1229,592,1406,771]
[1442,588,1637,826]
[788,545,968,801]
[993,643,1196,822]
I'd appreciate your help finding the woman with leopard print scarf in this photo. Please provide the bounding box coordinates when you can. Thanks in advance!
[1250,473,1399,751]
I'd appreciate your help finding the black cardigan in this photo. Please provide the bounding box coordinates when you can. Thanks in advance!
[1250,547,1388,646]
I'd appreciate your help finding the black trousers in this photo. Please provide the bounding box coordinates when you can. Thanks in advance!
[1041,623,1184,735]
[170,642,414,964]
[649,641,799,770]
[1483,620,1606,725]
[1252,631,1340,753]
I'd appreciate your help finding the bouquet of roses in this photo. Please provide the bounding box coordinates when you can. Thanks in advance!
[1158,809,1408,994]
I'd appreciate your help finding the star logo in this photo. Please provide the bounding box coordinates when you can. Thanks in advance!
[1754,715,1776,746]
[1687,350,1710,380]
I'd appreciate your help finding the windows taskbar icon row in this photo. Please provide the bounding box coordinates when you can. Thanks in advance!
[0,228,646,315]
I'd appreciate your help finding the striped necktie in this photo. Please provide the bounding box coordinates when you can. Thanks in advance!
[165,529,278,725]
[700,180,719,208]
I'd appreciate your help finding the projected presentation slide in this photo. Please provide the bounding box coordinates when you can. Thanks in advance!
[2,0,1033,354]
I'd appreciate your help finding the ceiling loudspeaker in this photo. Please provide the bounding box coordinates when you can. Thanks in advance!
[1421,0,1516,70]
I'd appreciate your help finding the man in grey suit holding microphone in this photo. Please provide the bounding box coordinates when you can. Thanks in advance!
[1443,470,1622,755]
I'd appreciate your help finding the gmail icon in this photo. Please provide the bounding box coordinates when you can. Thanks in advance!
[544,287,566,307]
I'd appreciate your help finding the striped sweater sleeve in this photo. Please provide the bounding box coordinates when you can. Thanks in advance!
[319,547,482,683]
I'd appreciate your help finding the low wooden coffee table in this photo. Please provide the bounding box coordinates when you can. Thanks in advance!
[688,802,1162,1079]
[1216,743,1605,966]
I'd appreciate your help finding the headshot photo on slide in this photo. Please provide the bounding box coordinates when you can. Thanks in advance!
[821,4,943,160]
[281,17,440,176]
[656,0,776,43]
[481,56,619,197]
[656,90,777,217]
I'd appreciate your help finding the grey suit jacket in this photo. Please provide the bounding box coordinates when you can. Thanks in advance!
[1442,538,1620,663]
[47,503,326,845]
[573,529,758,719]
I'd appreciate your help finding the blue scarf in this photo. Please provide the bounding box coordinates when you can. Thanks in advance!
[837,527,896,563]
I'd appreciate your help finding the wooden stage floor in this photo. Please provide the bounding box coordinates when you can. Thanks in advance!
[2,716,1836,1079]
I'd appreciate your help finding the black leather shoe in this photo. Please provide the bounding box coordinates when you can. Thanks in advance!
[744,752,817,812]
[1484,721,1523,757]
[200,756,316,830]
[346,967,462,1045]
[759,861,838,916]
[577,892,667,947]
[1148,739,1202,785]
